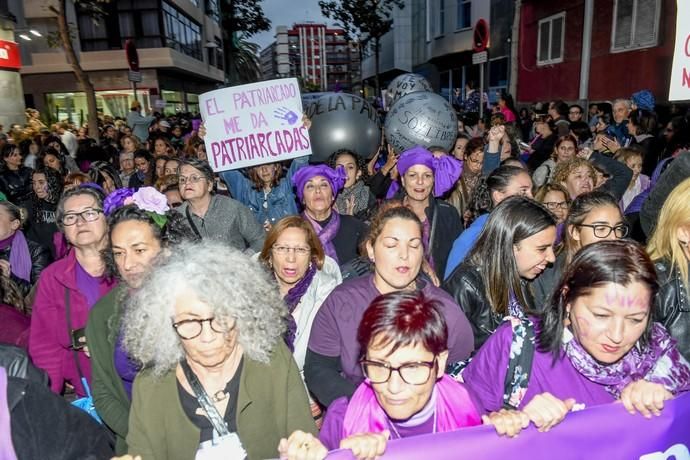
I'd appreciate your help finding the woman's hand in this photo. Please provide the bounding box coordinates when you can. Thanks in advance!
[278,430,328,460]
[601,136,621,154]
[339,430,389,460]
[198,123,206,140]
[482,409,530,437]
[522,393,575,432]
[619,380,672,418]
[487,126,505,152]
[302,113,312,130]
[381,145,399,176]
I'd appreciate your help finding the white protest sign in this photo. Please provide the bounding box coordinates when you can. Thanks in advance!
[199,78,312,172]
[669,0,690,101]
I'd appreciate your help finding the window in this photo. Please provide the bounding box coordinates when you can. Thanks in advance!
[537,12,565,66]
[611,0,660,52]
[206,0,220,22]
[163,2,202,61]
[78,0,162,51]
[437,0,445,36]
[456,0,471,30]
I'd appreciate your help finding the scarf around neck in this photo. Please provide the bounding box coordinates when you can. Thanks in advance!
[282,263,317,352]
[302,210,340,264]
[341,375,481,439]
[563,322,690,398]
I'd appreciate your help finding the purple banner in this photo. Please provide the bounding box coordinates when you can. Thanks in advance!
[326,393,690,460]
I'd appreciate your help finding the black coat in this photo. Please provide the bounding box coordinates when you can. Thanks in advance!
[0,167,33,204]
[0,237,51,297]
[426,198,463,280]
[654,260,690,362]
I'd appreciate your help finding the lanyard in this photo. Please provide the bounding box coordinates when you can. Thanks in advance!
[180,360,230,437]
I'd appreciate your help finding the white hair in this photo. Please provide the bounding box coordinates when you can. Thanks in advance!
[122,241,287,376]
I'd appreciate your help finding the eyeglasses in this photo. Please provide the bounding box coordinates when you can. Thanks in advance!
[172,317,234,340]
[543,201,568,211]
[178,175,205,185]
[360,358,437,385]
[465,155,483,165]
[569,111,581,115]
[271,245,311,256]
[577,223,630,239]
[61,208,103,226]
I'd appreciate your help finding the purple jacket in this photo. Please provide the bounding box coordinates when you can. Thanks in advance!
[29,250,115,396]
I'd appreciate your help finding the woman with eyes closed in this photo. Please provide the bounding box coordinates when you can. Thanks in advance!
[462,241,690,437]
[293,164,366,267]
[86,187,196,454]
[304,205,474,409]
[533,190,629,311]
[29,186,116,397]
[444,196,557,350]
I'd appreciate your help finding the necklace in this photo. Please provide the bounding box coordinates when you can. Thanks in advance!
[212,390,228,403]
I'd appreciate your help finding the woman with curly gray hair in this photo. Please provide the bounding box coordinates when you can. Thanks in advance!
[122,241,317,460]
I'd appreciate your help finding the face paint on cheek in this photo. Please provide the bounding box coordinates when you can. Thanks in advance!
[574,316,591,338]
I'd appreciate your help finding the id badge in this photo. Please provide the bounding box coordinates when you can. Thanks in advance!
[195,431,247,460]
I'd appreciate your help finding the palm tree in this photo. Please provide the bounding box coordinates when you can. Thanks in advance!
[226,35,262,85]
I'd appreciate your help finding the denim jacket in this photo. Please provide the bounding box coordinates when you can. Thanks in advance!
[220,155,309,225]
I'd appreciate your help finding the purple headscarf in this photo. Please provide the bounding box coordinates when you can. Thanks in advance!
[293,164,347,202]
[386,146,463,199]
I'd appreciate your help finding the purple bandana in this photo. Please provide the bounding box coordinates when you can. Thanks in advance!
[386,146,463,199]
[302,210,341,264]
[293,165,347,202]
[564,322,690,398]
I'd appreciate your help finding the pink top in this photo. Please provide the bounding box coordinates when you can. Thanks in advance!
[500,107,517,123]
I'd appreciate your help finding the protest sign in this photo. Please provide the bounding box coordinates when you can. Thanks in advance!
[326,392,690,459]
[669,0,690,101]
[199,78,312,172]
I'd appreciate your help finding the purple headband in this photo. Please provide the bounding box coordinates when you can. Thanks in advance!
[386,146,463,199]
[293,164,347,202]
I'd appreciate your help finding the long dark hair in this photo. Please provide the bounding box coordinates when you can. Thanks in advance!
[538,240,658,360]
[32,166,63,204]
[469,165,528,218]
[467,196,556,315]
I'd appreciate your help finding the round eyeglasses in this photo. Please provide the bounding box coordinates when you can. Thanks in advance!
[172,317,234,340]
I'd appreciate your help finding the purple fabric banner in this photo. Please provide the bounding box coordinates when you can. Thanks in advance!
[326,393,690,460]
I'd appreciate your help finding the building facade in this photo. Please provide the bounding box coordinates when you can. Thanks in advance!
[15,0,225,124]
[516,0,675,105]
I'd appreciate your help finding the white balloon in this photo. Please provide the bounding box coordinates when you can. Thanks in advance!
[385,74,433,109]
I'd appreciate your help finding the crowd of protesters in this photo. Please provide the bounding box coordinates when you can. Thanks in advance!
[0,86,688,460]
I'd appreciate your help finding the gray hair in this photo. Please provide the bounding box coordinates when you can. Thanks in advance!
[612,98,632,110]
[121,241,287,376]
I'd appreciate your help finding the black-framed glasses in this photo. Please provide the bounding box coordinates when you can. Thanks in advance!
[543,201,568,211]
[172,317,234,340]
[61,208,103,226]
[577,223,629,239]
[360,358,437,385]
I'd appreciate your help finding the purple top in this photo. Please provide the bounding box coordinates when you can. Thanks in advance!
[307,274,474,384]
[113,332,139,399]
[75,262,104,309]
[320,396,436,450]
[462,321,614,413]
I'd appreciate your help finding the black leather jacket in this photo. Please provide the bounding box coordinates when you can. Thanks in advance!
[443,262,503,350]
[0,166,33,203]
[654,260,690,361]
[0,238,51,297]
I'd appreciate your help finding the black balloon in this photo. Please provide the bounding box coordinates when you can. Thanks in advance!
[305,93,382,162]
[384,92,458,153]
[385,73,433,109]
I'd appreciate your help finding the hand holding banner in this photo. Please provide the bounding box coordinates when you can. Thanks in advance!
[199,78,312,172]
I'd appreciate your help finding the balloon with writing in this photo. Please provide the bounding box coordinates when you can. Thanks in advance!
[385,74,433,109]
[384,92,458,153]
[305,93,382,162]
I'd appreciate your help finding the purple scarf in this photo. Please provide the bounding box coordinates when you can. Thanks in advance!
[564,322,690,398]
[0,367,18,460]
[302,211,341,264]
[1,231,32,283]
[342,376,481,438]
[282,263,317,352]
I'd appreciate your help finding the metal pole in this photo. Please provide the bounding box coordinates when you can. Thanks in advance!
[479,62,484,119]
[448,69,453,104]
[133,81,138,103]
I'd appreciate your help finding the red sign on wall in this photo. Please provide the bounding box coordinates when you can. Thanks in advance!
[0,40,21,70]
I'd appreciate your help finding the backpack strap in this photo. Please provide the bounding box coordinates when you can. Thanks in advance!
[502,316,536,410]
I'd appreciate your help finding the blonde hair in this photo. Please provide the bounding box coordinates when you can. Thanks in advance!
[647,177,690,297]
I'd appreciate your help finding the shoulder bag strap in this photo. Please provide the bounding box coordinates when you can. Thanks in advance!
[180,359,230,437]
[427,202,439,256]
[185,205,203,240]
[64,288,86,382]
[502,317,536,410]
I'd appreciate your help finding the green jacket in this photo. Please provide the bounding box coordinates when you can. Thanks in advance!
[85,285,131,454]
[127,342,317,460]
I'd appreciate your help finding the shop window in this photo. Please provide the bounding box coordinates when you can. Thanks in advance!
[611,0,660,52]
[537,12,565,66]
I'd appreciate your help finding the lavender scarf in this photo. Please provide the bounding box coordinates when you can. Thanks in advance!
[302,211,341,264]
[0,367,18,460]
[9,231,31,283]
[564,322,690,398]
[283,263,317,352]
